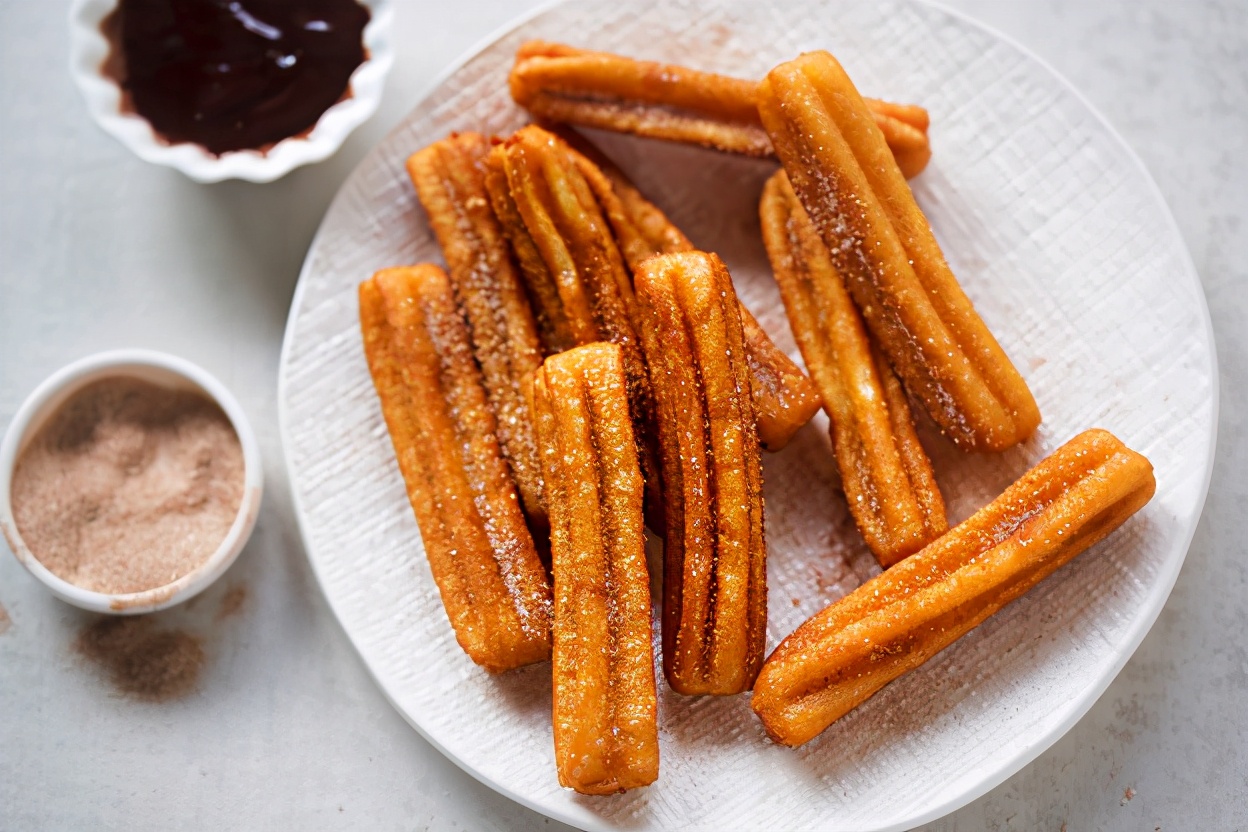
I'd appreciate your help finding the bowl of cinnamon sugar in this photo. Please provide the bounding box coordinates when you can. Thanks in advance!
[0,350,262,614]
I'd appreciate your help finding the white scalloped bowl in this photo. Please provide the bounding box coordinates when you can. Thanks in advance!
[68,0,394,183]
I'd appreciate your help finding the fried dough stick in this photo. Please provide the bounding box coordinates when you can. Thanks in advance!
[533,342,659,794]
[483,145,577,355]
[635,252,767,695]
[761,170,946,567]
[553,127,822,451]
[359,265,552,673]
[510,41,932,178]
[406,133,547,527]
[757,51,1040,451]
[752,429,1155,746]
[495,125,666,525]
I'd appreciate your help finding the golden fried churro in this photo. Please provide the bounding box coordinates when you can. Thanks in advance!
[533,342,659,794]
[635,252,767,695]
[555,127,821,450]
[510,41,933,178]
[752,429,1155,746]
[761,170,946,566]
[737,304,824,452]
[496,125,666,524]
[757,51,1041,452]
[870,98,932,181]
[405,133,547,527]
[484,143,577,355]
[547,124,695,265]
[497,128,642,371]
[359,265,552,673]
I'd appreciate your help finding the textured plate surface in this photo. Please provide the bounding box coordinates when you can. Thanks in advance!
[277,1,1216,829]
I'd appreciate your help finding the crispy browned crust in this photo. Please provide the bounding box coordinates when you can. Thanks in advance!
[752,429,1155,746]
[757,51,1041,451]
[635,252,767,695]
[760,170,946,566]
[496,125,666,528]
[405,134,547,528]
[553,126,821,451]
[359,266,552,673]
[510,40,932,177]
[533,342,659,794]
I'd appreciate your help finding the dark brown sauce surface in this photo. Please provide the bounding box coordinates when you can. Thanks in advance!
[104,0,370,156]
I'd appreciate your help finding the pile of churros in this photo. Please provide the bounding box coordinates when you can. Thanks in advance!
[358,41,1156,794]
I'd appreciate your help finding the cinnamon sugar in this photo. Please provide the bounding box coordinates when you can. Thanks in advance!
[10,377,244,594]
[215,582,247,620]
[76,616,204,701]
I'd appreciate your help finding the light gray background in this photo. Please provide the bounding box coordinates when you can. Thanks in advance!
[0,1,1242,829]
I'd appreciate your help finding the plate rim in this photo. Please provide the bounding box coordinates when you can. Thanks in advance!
[276,1,1220,828]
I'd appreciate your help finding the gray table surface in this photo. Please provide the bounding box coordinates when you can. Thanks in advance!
[1,1,1243,829]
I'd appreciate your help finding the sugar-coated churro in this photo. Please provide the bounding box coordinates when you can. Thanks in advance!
[496,124,666,525]
[761,169,946,566]
[757,51,1040,451]
[405,133,547,526]
[752,429,1155,746]
[533,342,659,794]
[510,41,932,178]
[555,127,821,450]
[635,251,767,695]
[484,142,578,355]
[737,303,825,452]
[359,265,552,673]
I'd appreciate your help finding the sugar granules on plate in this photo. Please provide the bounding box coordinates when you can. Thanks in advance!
[10,376,245,594]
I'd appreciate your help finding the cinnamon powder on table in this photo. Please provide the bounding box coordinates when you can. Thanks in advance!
[76,616,205,701]
[10,376,245,595]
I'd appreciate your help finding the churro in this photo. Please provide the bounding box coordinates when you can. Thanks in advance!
[635,251,767,695]
[533,342,659,794]
[757,51,1040,451]
[548,125,695,266]
[495,124,665,524]
[761,169,946,566]
[556,127,821,450]
[484,143,577,355]
[359,265,552,673]
[752,429,1155,746]
[738,304,825,452]
[510,41,932,178]
[405,133,547,526]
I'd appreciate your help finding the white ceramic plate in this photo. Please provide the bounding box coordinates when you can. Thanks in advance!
[277,1,1217,829]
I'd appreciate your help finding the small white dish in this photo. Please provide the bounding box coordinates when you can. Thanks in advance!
[68,0,394,184]
[0,350,264,615]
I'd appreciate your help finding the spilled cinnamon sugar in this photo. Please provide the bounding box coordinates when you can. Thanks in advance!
[10,377,244,594]
[76,616,204,701]
[215,582,247,620]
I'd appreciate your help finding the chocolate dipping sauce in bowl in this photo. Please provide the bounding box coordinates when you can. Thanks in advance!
[69,0,394,183]
[0,350,263,614]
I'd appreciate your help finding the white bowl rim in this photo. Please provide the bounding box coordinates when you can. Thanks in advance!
[0,349,265,615]
[67,0,395,184]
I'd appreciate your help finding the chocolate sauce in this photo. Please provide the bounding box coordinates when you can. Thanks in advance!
[104,0,370,156]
